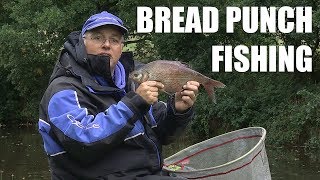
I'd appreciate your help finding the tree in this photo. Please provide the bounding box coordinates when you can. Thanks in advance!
[0,0,97,123]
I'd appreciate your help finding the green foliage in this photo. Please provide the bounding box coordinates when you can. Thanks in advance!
[0,0,101,123]
[268,87,320,146]
[0,68,23,124]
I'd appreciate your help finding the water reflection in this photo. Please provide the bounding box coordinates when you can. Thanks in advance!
[267,147,320,180]
[1,127,320,179]
[0,127,50,179]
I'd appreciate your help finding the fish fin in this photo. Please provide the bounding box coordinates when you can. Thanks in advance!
[181,62,193,69]
[160,89,173,96]
[202,79,226,103]
[172,60,191,68]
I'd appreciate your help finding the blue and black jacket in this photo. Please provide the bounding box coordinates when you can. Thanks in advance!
[38,31,194,179]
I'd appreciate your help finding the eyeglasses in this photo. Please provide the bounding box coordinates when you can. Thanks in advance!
[84,34,123,46]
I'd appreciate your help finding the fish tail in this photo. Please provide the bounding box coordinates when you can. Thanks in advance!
[202,79,226,103]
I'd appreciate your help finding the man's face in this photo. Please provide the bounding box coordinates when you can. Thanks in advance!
[83,25,124,71]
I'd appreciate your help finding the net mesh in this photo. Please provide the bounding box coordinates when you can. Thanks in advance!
[163,127,271,180]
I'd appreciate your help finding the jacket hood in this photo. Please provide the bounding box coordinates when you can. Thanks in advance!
[63,31,88,67]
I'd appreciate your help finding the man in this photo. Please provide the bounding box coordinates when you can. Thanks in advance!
[38,11,199,179]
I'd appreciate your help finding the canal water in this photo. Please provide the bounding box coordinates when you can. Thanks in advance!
[1,127,320,179]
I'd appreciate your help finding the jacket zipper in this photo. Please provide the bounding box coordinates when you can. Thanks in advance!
[143,115,161,168]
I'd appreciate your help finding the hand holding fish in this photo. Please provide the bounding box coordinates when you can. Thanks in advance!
[129,60,226,103]
[174,81,200,113]
[135,81,164,104]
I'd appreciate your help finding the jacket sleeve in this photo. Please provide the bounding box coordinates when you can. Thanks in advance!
[152,95,195,145]
[46,88,149,164]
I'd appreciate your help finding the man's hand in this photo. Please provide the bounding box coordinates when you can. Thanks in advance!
[135,81,164,105]
[175,81,200,113]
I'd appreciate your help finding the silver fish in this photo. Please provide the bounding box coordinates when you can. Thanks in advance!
[129,60,226,102]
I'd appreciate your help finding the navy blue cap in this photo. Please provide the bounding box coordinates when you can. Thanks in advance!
[81,11,128,36]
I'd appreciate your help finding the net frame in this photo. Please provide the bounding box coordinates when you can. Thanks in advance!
[163,127,271,180]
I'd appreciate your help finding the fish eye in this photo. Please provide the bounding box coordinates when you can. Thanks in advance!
[133,73,142,79]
